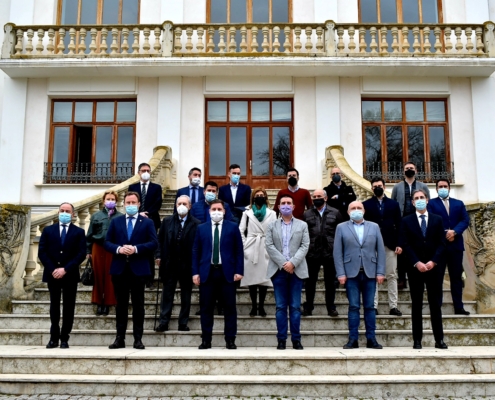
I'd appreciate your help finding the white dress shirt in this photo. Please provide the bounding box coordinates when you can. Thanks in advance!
[116,214,139,254]
[59,223,70,236]
[230,184,238,203]
[416,211,429,228]
[211,219,223,264]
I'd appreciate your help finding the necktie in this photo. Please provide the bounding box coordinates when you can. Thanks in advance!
[127,217,134,241]
[213,223,220,265]
[140,183,147,212]
[443,199,450,215]
[61,224,67,245]
[191,187,197,205]
[420,215,427,237]
[177,219,184,241]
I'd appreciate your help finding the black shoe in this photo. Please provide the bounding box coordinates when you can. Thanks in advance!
[343,340,359,349]
[374,308,379,315]
[398,280,407,290]
[198,341,212,349]
[96,305,103,316]
[366,339,383,349]
[195,310,201,316]
[455,308,471,315]
[301,307,312,317]
[60,341,69,349]
[46,340,59,349]
[258,306,267,317]
[249,307,257,317]
[226,340,237,350]
[133,339,145,350]
[178,325,190,332]
[217,308,224,316]
[292,340,304,350]
[435,340,448,349]
[146,281,155,290]
[328,309,339,317]
[155,323,169,332]
[389,308,402,316]
[277,340,286,350]
[101,306,110,316]
[109,337,125,349]
[413,340,422,349]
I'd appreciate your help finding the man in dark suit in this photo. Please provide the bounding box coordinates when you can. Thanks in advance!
[190,181,234,224]
[324,167,357,221]
[400,189,447,350]
[38,202,86,349]
[105,191,158,350]
[363,177,403,316]
[218,163,252,224]
[155,194,200,332]
[174,167,205,212]
[427,179,470,315]
[192,199,244,350]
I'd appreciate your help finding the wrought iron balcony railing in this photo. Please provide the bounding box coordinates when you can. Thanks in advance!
[43,162,134,184]
[363,161,455,184]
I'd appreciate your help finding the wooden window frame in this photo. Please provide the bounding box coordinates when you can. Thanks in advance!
[358,0,443,24]
[206,0,292,23]
[57,0,141,25]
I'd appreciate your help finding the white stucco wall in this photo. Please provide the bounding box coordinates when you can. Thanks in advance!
[339,78,362,175]
[135,78,159,166]
[444,0,467,23]
[338,0,358,23]
[465,0,489,23]
[314,0,337,22]
[33,0,57,24]
[183,0,205,23]
[293,0,314,23]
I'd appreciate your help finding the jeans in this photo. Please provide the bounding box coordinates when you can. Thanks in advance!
[271,269,304,341]
[345,271,377,341]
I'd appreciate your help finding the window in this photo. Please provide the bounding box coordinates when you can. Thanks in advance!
[208,0,291,23]
[362,99,452,183]
[58,0,140,24]
[359,0,442,23]
[47,100,136,183]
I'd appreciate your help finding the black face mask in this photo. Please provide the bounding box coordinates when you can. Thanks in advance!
[404,169,416,178]
[254,197,267,207]
[373,187,384,197]
[332,174,342,183]
[288,177,298,187]
[313,198,325,208]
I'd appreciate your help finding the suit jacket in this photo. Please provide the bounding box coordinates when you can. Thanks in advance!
[391,180,430,216]
[192,220,244,283]
[128,181,163,230]
[265,218,310,280]
[324,181,357,220]
[104,214,158,277]
[174,186,205,212]
[157,213,200,279]
[333,220,386,279]
[399,212,446,267]
[427,197,470,251]
[219,183,252,223]
[38,223,87,283]
[303,204,344,259]
[362,196,402,251]
[190,200,234,224]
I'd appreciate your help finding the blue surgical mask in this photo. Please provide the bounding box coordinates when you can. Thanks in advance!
[126,205,139,216]
[231,174,240,184]
[59,213,72,224]
[438,188,449,199]
[415,199,427,211]
[350,210,364,221]
[205,192,216,203]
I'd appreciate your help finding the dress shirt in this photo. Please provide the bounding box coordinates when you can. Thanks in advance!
[140,181,150,192]
[317,206,325,217]
[442,197,450,214]
[281,217,294,263]
[59,223,70,236]
[211,219,223,264]
[230,184,238,203]
[352,220,365,245]
[179,213,188,228]
[288,185,300,193]
[415,211,429,228]
[116,214,138,254]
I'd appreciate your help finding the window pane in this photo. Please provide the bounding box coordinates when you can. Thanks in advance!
[380,0,397,23]
[408,126,425,167]
[117,102,137,122]
[361,0,378,22]
[122,0,139,24]
[230,0,247,23]
[365,126,381,166]
[252,0,269,22]
[209,127,227,175]
[272,127,290,175]
[61,0,78,24]
[229,127,247,172]
[53,102,73,122]
[103,0,119,24]
[362,101,381,121]
[402,0,420,23]
[81,0,98,24]
[426,101,445,121]
[422,0,439,23]
[272,101,291,121]
[95,127,112,163]
[211,0,227,22]
[272,0,289,22]
[96,102,115,122]
[384,101,402,121]
[251,101,270,121]
[252,127,269,175]
[74,102,93,122]
[386,126,403,167]
[207,101,227,122]
[429,127,446,162]
[53,127,70,163]
[229,101,248,121]
[405,101,424,121]
[117,127,133,163]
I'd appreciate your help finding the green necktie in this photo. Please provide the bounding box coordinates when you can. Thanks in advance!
[213,223,220,265]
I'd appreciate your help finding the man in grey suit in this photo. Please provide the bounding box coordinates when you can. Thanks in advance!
[266,194,310,350]
[334,201,386,350]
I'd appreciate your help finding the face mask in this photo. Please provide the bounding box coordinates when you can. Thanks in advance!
[313,198,325,208]
[141,172,151,181]
[231,174,240,184]
[205,192,216,203]
[349,210,364,221]
[254,197,266,207]
[288,177,298,187]
[210,211,224,222]
[414,199,427,211]
[126,205,139,216]
[373,187,384,197]
[279,205,293,217]
[105,200,116,209]
[177,205,188,216]
[404,169,415,178]
[332,174,342,183]
[191,177,201,186]
[438,188,449,199]
[59,213,72,224]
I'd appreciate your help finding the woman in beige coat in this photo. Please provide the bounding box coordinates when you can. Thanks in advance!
[239,187,277,317]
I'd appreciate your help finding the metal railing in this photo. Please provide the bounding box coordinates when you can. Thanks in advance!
[363,161,455,183]
[43,162,134,184]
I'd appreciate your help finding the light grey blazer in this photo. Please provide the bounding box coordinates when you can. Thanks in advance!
[333,220,386,279]
[391,180,430,216]
[265,218,310,280]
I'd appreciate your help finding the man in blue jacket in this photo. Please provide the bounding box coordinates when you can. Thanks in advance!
[174,167,205,211]
[218,163,252,224]
[190,181,234,224]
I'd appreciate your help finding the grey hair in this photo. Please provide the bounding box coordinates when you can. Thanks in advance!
[176,195,191,206]
[312,189,328,198]
[59,202,75,212]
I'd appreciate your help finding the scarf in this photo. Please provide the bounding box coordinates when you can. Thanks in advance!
[105,207,116,217]
[252,204,266,222]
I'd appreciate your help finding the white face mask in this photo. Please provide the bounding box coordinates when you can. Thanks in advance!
[210,211,224,222]
[141,172,151,181]
[191,177,201,186]
[177,204,189,216]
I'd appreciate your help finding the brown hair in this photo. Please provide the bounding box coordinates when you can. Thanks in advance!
[102,190,119,203]
[209,199,225,209]
[250,187,271,208]
[124,191,140,202]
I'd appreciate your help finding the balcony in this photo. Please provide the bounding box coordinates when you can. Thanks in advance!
[43,162,134,184]
[363,161,455,184]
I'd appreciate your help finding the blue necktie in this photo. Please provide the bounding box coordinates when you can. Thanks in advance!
[420,215,427,237]
[127,217,134,241]
[61,224,67,245]
[191,187,197,205]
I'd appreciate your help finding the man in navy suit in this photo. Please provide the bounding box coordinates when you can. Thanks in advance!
[190,181,234,224]
[174,167,205,212]
[105,191,158,350]
[427,179,470,315]
[192,199,244,350]
[218,164,252,224]
[38,202,86,349]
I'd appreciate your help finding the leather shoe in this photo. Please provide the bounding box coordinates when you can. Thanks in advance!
[292,340,304,350]
[101,306,109,316]
[46,340,59,349]
[60,341,69,349]
[413,340,422,349]
[178,324,190,331]
[96,305,103,315]
[389,307,402,316]
[366,339,383,349]
[455,308,471,316]
[343,340,359,349]
[198,341,212,350]
[108,337,125,349]
[225,340,237,350]
[374,308,379,315]
[301,306,312,317]
[133,339,145,350]
[435,340,448,349]
[328,309,339,317]
[258,306,267,317]
[249,307,257,317]
[155,323,169,332]
[277,340,286,350]
[195,310,201,316]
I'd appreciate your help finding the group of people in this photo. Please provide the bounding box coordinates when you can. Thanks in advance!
[38,160,470,352]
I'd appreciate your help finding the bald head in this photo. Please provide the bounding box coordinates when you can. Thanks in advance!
[348,200,365,222]
[348,201,364,212]
[312,189,327,199]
